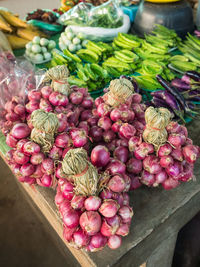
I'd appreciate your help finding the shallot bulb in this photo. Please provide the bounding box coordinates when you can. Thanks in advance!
[91,145,110,167]
[80,211,102,236]
[99,200,119,218]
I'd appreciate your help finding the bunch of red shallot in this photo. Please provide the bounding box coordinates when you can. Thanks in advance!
[129,107,200,190]
[55,177,133,251]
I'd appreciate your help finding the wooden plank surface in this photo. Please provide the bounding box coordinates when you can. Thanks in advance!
[1,120,200,267]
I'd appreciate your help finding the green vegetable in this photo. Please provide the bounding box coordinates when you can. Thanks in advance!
[104,66,121,77]
[72,37,81,45]
[48,40,56,50]
[103,57,131,71]
[32,36,40,44]
[68,43,76,52]
[44,52,51,60]
[90,64,108,79]
[171,61,197,72]
[32,44,41,53]
[87,81,97,91]
[34,54,44,63]
[141,60,163,76]
[170,55,189,62]
[142,40,167,54]
[134,75,162,91]
[63,49,81,63]
[113,38,133,50]
[77,49,99,63]
[84,64,97,80]
[114,49,138,63]
[68,75,87,87]
[40,38,49,46]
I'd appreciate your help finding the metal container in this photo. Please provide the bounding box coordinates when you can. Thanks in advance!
[132,0,194,37]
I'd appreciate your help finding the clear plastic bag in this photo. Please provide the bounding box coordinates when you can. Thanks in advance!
[58,0,123,29]
[67,14,130,42]
[0,50,36,132]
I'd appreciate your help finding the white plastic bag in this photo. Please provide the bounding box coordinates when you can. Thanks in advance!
[67,14,130,42]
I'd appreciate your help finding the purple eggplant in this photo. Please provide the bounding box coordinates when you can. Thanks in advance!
[156,75,186,109]
[187,102,200,111]
[181,75,191,85]
[171,78,191,90]
[185,71,200,82]
[151,90,185,122]
[151,90,179,110]
[156,75,197,115]
[181,90,200,101]
[194,30,200,38]
[152,97,174,113]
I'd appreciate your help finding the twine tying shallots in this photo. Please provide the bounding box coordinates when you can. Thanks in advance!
[103,78,134,107]
[43,65,71,96]
[30,109,59,153]
[62,148,99,196]
[143,106,172,150]
[31,109,59,133]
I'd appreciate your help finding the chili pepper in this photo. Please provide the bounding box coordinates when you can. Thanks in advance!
[63,49,81,63]
[90,64,108,79]
[83,64,96,80]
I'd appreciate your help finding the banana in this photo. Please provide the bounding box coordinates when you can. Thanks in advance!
[6,34,29,49]
[0,14,12,32]
[17,28,46,40]
[0,31,12,52]
[0,10,27,28]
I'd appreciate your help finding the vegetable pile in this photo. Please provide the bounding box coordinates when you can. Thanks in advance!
[4,65,94,187]
[56,148,133,251]
[25,36,56,63]
[50,25,181,92]
[173,33,200,72]
[2,62,200,252]
[148,71,200,122]
[59,27,86,52]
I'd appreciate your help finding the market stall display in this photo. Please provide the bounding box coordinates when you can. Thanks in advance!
[1,0,200,259]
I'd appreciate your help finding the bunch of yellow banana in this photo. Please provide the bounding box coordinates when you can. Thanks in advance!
[0,9,47,49]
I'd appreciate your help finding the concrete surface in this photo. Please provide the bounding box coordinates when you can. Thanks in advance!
[0,157,67,267]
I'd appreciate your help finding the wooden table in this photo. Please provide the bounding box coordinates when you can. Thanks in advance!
[1,120,200,267]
